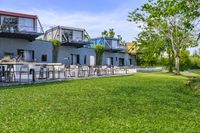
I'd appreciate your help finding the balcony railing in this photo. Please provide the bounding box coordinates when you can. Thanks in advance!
[0,24,44,34]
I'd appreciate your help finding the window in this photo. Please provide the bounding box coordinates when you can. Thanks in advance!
[111,57,114,65]
[41,55,47,62]
[77,55,80,64]
[84,55,87,65]
[129,59,133,65]
[1,16,18,32]
[18,18,34,32]
[17,49,34,61]
[119,58,125,66]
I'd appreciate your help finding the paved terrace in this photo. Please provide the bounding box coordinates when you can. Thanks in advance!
[0,62,136,86]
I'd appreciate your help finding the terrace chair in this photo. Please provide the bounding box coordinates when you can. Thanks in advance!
[39,65,48,80]
[46,66,55,79]
[0,65,4,82]
[101,66,108,76]
[5,64,16,82]
[106,66,113,75]
[63,65,71,78]
[88,66,96,77]
[57,65,65,79]
[78,66,89,77]
[70,65,78,77]
[113,66,120,75]
[19,64,30,83]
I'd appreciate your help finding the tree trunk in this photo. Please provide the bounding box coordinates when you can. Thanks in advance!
[168,54,173,73]
[175,55,180,74]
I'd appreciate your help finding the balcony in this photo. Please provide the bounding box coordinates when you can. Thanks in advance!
[62,40,90,48]
[0,24,43,41]
[104,45,127,52]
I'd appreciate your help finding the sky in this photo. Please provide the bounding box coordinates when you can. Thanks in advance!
[0,0,199,53]
[0,0,147,42]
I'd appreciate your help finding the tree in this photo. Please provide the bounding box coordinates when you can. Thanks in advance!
[108,28,115,38]
[117,35,123,44]
[193,50,199,57]
[93,44,104,65]
[180,50,191,70]
[101,28,116,38]
[50,39,61,63]
[129,0,199,74]
[101,30,109,38]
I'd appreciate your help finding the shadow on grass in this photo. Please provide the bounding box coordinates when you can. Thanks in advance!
[0,75,134,91]
[0,80,71,91]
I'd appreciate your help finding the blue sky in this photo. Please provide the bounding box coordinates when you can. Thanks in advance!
[0,0,147,41]
[0,0,199,53]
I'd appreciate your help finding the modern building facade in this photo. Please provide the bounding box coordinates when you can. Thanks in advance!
[88,37,136,66]
[0,10,137,66]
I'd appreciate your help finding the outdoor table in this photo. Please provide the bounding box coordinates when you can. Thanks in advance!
[34,63,63,80]
[0,62,24,82]
[0,62,63,83]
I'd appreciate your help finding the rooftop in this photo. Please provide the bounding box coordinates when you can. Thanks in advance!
[0,10,37,19]
[90,37,119,41]
[45,26,86,33]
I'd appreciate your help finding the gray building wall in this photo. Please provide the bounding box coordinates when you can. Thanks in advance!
[0,37,136,66]
[0,37,53,63]
[58,46,96,65]
[102,51,136,66]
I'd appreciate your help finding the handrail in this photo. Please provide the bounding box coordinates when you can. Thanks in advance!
[0,24,43,34]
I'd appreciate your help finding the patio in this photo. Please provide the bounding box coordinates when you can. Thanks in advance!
[0,62,136,86]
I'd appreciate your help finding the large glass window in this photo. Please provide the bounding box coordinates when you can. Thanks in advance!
[18,18,34,32]
[1,16,18,32]
[63,30,73,42]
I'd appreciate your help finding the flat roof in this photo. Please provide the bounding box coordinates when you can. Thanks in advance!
[60,26,85,31]
[45,26,86,34]
[90,37,119,41]
[0,10,37,19]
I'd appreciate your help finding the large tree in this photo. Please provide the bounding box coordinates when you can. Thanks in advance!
[129,0,199,74]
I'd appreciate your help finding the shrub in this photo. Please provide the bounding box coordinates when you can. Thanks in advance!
[180,50,191,71]
[93,44,104,65]
[185,77,200,91]
[50,39,61,63]
[190,57,200,69]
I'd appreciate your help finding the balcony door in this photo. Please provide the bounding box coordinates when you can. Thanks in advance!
[119,58,125,66]
[71,54,80,65]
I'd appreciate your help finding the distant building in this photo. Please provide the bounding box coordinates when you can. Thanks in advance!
[125,42,140,55]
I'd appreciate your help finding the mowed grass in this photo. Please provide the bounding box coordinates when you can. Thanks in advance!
[0,73,200,132]
[192,70,200,75]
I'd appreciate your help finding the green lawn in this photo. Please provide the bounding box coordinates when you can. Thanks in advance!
[0,73,200,132]
[191,70,200,75]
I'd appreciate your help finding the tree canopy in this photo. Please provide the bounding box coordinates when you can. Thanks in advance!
[129,0,200,74]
